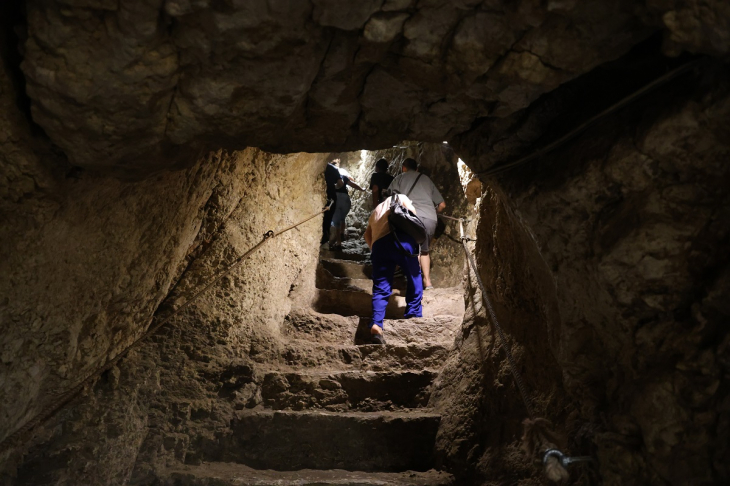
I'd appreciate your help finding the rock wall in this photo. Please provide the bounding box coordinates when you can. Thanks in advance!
[18,0,730,174]
[1,41,329,479]
[430,184,568,484]
[1,144,329,483]
[436,63,730,484]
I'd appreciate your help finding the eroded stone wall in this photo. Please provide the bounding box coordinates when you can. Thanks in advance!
[1,42,330,479]
[19,0,730,174]
[430,184,567,485]
[2,145,329,483]
[436,63,730,484]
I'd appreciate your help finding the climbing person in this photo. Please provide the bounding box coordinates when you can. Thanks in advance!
[330,159,365,250]
[364,194,423,345]
[387,158,445,290]
[369,158,394,209]
[322,158,344,246]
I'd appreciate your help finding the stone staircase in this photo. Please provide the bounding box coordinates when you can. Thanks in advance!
[154,246,464,485]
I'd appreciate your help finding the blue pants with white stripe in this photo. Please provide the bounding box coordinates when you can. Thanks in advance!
[370,232,423,329]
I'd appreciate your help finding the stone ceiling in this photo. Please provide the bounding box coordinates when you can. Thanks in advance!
[19,0,729,175]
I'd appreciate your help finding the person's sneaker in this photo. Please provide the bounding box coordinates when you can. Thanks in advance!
[371,333,386,345]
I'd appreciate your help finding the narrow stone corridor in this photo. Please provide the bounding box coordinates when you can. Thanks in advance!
[3,2,729,484]
[155,241,465,485]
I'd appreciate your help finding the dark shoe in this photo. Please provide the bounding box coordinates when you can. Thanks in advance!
[371,333,386,345]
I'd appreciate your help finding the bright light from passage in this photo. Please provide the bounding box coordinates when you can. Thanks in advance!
[360,149,368,160]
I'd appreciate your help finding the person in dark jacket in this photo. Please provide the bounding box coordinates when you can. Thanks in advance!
[322,159,343,245]
[330,159,365,250]
[369,158,394,209]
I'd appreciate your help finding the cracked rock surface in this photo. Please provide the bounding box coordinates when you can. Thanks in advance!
[19,0,728,175]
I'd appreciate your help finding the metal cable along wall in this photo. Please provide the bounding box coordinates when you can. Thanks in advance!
[445,214,594,481]
[0,201,333,455]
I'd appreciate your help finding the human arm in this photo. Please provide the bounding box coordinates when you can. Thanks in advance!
[335,178,344,189]
[371,185,379,209]
[430,179,445,212]
[364,221,373,248]
[346,178,365,191]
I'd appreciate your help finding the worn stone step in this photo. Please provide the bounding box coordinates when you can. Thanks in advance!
[313,287,464,319]
[260,370,437,411]
[157,462,454,485]
[320,258,372,279]
[313,289,403,319]
[284,307,461,346]
[320,248,370,262]
[283,309,359,345]
[276,340,451,372]
[354,316,460,346]
[317,265,406,294]
[217,410,441,472]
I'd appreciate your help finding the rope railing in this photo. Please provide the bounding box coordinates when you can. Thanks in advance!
[476,58,704,177]
[0,200,334,455]
[449,215,593,481]
[456,218,535,419]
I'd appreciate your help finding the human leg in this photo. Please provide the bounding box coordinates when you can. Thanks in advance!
[330,194,349,248]
[322,197,337,244]
[394,231,423,318]
[370,236,396,335]
[339,195,351,243]
[420,253,432,288]
[419,217,437,288]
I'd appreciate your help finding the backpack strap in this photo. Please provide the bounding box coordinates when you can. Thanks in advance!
[406,173,423,198]
[389,224,420,258]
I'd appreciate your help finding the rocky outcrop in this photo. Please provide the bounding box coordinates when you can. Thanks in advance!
[17,0,728,175]
[440,62,730,484]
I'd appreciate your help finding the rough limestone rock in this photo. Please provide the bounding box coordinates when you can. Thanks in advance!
[440,64,730,484]
[20,0,730,175]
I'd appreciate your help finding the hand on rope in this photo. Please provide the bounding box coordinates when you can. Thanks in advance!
[0,200,334,455]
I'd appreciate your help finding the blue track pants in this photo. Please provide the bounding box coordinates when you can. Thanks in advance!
[370,232,423,329]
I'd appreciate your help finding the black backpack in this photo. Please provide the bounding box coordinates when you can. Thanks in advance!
[388,174,427,256]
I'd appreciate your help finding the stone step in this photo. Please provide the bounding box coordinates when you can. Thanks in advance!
[320,248,370,262]
[260,370,437,411]
[276,340,451,373]
[354,316,460,346]
[316,265,406,294]
[283,309,359,345]
[157,462,454,485]
[313,288,464,319]
[218,410,440,472]
[320,258,372,279]
[283,309,460,347]
[313,289,403,319]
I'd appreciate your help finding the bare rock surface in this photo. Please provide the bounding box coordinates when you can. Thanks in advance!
[20,0,729,174]
[438,62,730,484]
[158,462,454,486]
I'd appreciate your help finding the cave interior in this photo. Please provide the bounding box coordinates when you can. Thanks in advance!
[0,1,729,485]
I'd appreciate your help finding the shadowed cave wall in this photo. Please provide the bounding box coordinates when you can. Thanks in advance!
[1,0,730,484]
[434,61,730,485]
